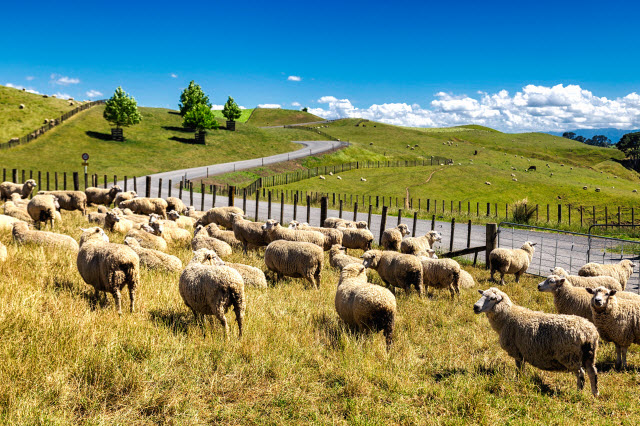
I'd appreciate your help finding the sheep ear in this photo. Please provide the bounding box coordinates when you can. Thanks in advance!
[477,289,484,295]
[609,290,617,297]
[549,268,554,272]
[80,228,88,232]
[557,277,565,285]
[585,287,595,294]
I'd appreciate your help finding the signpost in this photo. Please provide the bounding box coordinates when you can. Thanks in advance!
[82,153,89,189]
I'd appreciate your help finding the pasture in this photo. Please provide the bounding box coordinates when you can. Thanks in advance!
[211,108,254,123]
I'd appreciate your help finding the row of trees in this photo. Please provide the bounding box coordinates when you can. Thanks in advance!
[562,132,612,147]
[563,131,640,171]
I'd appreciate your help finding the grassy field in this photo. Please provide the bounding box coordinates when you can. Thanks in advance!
[0,106,325,177]
[0,84,80,142]
[246,108,325,127]
[2,206,640,423]
[211,108,254,123]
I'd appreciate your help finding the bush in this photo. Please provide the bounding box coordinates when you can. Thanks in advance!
[512,198,536,224]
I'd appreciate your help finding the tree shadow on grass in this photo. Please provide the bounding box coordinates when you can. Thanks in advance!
[169,136,200,144]
[148,308,192,335]
[162,126,192,133]
[85,130,112,141]
[167,111,181,115]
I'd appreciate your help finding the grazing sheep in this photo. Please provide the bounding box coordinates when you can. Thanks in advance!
[289,220,342,250]
[458,269,475,289]
[323,217,354,228]
[148,216,191,243]
[124,237,182,273]
[337,176,342,180]
[319,175,326,180]
[125,225,168,251]
[184,206,205,219]
[87,212,106,227]
[225,262,268,289]
[595,188,600,192]
[335,263,397,351]
[27,194,59,229]
[0,179,37,201]
[381,224,410,251]
[485,181,491,185]
[119,197,168,218]
[179,248,245,338]
[0,214,25,233]
[338,227,374,252]
[168,210,197,228]
[104,211,135,234]
[37,190,87,215]
[550,267,622,291]
[262,219,324,248]
[538,275,595,322]
[201,223,242,247]
[12,222,78,251]
[0,241,7,263]
[196,206,244,229]
[230,213,268,254]
[360,177,367,182]
[329,244,362,270]
[9,193,29,208]
[165,197,186,214]
[85,186,122,206]
[419,256,461,299]
[362,250,424,296]
[3,201,32,223]
[489,241,536,285]
[400,230,442,255]
[113,191,137,207]
[578,260,635,290]
[192,225,233,257]
[264,240,324,289]
[474,288,599,397]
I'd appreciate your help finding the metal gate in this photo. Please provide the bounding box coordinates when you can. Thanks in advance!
[498,222,640,293]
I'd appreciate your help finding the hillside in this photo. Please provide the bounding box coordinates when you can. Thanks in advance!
[0,84,80,142]
[246,108,325,127]
[212,108,254,123]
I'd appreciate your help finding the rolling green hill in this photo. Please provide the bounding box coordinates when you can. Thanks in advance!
[246,108,325,127]
[212,108,254,123]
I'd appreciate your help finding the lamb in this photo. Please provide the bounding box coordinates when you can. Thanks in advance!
[473,287,599,397]
[0,241,7,263]
[37,190,87,215]
[225,262,268,289]
[400,230,442,255]
[201,223,242,248]
[264,240,324,289]
[168,210,197,228]
[85,185,122,206]
[27,194,59,229]
[12,222,79,251]
[119,197,168,218]
[0,214,24,233]
[192,225,233,257]
[289,220,342,250]
[113,191,137,207]
[196,206,244,229]
[550,267,622,291]
[104,211,135,234]
[587,287,640,370]
[166,197,186,214]
[338,227,374,252]
[230,213,268,254]
[329,244,363,270]
[262,219,324,248]
[419,256,461,299]
[578,260,635,290]
[489,241,536,285]
[335,263,397,351]
[179,248,245,338]
[0,179,37,201]
[381,224,410,251]
[3,201,32,223]
[125,225,168,252]
[123,237,182,273]
[362,250,424,296]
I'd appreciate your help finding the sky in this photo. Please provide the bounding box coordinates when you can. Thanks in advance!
[2,0,639,133]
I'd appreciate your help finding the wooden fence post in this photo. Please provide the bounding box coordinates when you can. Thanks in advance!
[243,188,247,212]
[547,204,550,222]
[83,172,88,190]
[255,190,260,222]
[618,206,621,227]
[38,171,41,189]
[412,211,418,237]
[268,191,272,219]
[449,218,456,252]
[63,172,67,190]
[379,206,388,245]
[431,215,436,231]
[178,181,183,200]
[168,180,172,197]
[353,202,358,221]
[557,204,562,224]
[368,204,373,230]
[11,169,17,183]
[201,183,205,211]
[103,175,107,189]
[293,194,298,221]
[339,200,343,218]
[320,196,328,227]
[145,176,151,198]
[212,185,217,208]
[54,172,58,190]
[158,179,163,198]
[486,202,490,217]
[73,172,79,191]
[486,223,497,270]
[228,186,235,207]
[280,195,284,224]
[189,183,194,207]
[307,195,311,223]
[133,176,137,193]
[467,220,472,248]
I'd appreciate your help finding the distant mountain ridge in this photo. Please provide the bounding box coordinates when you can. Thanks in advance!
[545,128,640,144]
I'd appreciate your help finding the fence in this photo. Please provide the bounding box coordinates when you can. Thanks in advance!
[0,100,105,150]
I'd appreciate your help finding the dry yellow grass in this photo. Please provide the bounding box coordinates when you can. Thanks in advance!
[1,206,640,423]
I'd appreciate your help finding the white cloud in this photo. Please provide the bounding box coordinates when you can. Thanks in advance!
[52,92,72,99]
[86,90,103,98]
[308,84,640,132]
[50,74,80,85]
[291,102,301,107]
[5,83,40,94]
[170,73,178,78]
[25,76,35,81]
[258,104,281,109]
[210,104,224,110]
[287,75,302,82]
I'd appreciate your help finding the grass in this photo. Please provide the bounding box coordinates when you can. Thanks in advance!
[0,106,326,177]
[211,108,254,123]
[2,206,640,423]
[0,84,80,142]
[246,108,325,127]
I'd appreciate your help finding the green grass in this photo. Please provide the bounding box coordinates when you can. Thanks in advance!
[2,207,640,423]
[211,108,254,123]
[0,105,325,177]
[0,84,80,142]
[246,108,325,127]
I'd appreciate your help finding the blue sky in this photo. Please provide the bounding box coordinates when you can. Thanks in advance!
[2,0,639,132]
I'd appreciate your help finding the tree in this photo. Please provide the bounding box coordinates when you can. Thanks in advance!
[617,132,640,169]
[562,132,576,139]
[182,103,218,143]
[585,135,611,147]
[302,107,308,112]
[103,86,142,141]
[574,135,586,143]
[179,81,210,116]
[222,96,242,122]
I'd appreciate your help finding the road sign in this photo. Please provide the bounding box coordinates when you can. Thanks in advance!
[82,153,89,161]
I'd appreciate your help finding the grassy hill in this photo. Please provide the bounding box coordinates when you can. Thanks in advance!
[0,105,325,177]
[246,108,325,127]
[0,85,80,142]
[212,108,254,123]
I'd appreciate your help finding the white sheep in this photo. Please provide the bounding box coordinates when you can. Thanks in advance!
[360,177,367,182]
[362,250,424,296]
[319,175,326,180]
[381,224,410,251]
[400,230,441,255]
[264,240,324,289]
[124,237,182,273]
[550,267,622,291]
[489,242,536,285]
[27,194,59,229]
[0,241,7,263]
[419,256,461,299]
[192,225,233,258]
[329,244,362,270]
[578,260,635,290]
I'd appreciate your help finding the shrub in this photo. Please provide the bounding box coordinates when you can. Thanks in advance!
[512,198,536,224]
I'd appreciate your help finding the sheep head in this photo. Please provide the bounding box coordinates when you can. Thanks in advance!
[538,275,568,293]
[586,286,617,312]
[361,250,381,269]
[473,288,510,314]
[79,227,109,246]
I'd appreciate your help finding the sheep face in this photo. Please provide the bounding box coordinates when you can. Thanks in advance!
[473,288,504,314]
[288,220,300,229]
[537,275,566,292]
[261,219,279,231]
[586,286,617,311]
[398,224,410,236]
[521,241,537,253]
[356,221,368,229]
[361,251,380,269]
[621,259,636,273]
[79,227,110,246]
[428,231,442,243]
[168,210,180,220]
[148,221,163,236]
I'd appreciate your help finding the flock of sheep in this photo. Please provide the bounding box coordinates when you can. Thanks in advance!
[1,179,639,398]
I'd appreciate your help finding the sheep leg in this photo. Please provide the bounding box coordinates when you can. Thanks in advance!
[314,268,322,289]
[585,358,599,397]
[490,268,496,283]
[128,285,136,313]
[615,345,623,370]
[112,289,123,315]
[621,346,629,370]
[499,272,506,286]
[94,288,102,307]
[214,305,229,340]
[575,368,585,391]
[448,285,456,300]
[234,305,244,338]
[515,358,525,374]
[515,272,522,283]
[415,282,425,297]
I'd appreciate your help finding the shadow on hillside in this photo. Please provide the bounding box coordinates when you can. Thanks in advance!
[85,130,112,141]
[169,136,202,144]
[162,126,192,133]
[149,308,192,335]
[167,111,181,115]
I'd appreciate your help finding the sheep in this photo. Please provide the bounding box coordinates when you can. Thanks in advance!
[587,287,640,369]
[167,210,197,228]
[511,173,516,177]
[85,185,122,206]
[289,220,342,250]
[538,275,595,322]
[37,190,87,215]
[337,176,342,180]
[179,248,245,338]
[262,219,324,248]
[400,230,442,255]
[125,225,168,251]
[87,212,106,227]
[458,269,475,289]
[473,287,599,397]
[12,222,78,251]
[329,172,334,175]
[191,225,232,257]
[9,193,29,208]
[323,217,355,229]
[3,201,32,223]
[0,214,24,233]
[550,267,622,291]
[148,216,191,243]
[381,224,410,251]
[578,260,635,290]
[485,181,491,185]
[264,240,324,289]
[27,194,59,229]
[124,237,182,273]
[319,175,326,180]
[104,211,135,234]
[360,177,367,182]
[489,241,536,285]
[113,191,137,207]
[230,213,268,254]
[166,197,186,214]
[0,179,37,201]
[419,256,461,299]
[225,262,268,289]
[338,227,374,252]
[119,197,168,218]
[362,250,424,296]
[184,206,205,219]
[329,244,362,270]
[196,206,244,229]
[0,241,6,263]
[335,263,397,351]
[595,188,600,192]
[200,223,241,247]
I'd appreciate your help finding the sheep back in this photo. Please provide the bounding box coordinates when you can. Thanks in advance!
[264,240,323,288]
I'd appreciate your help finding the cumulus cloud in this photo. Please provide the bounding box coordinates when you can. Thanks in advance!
[287,76,302,82]
[52,92,72,99]
[51,74,80,85]
[210,104,224,110]
[25,76,35,81]
[5,83,40,94]
[86,90,103,98]
[291,102,301,107]
[258,104,281,109]
[170,73,178,78]
[308,84,640,132]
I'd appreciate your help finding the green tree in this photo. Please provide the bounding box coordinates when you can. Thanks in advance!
[182,103,218,143]
[102,87,142,140]
[585,135,611,147]
[617,132,640,169]
[179,81,210,116]
[302,107,308,112]
[562,131,576,139]
[221,96,242,122]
